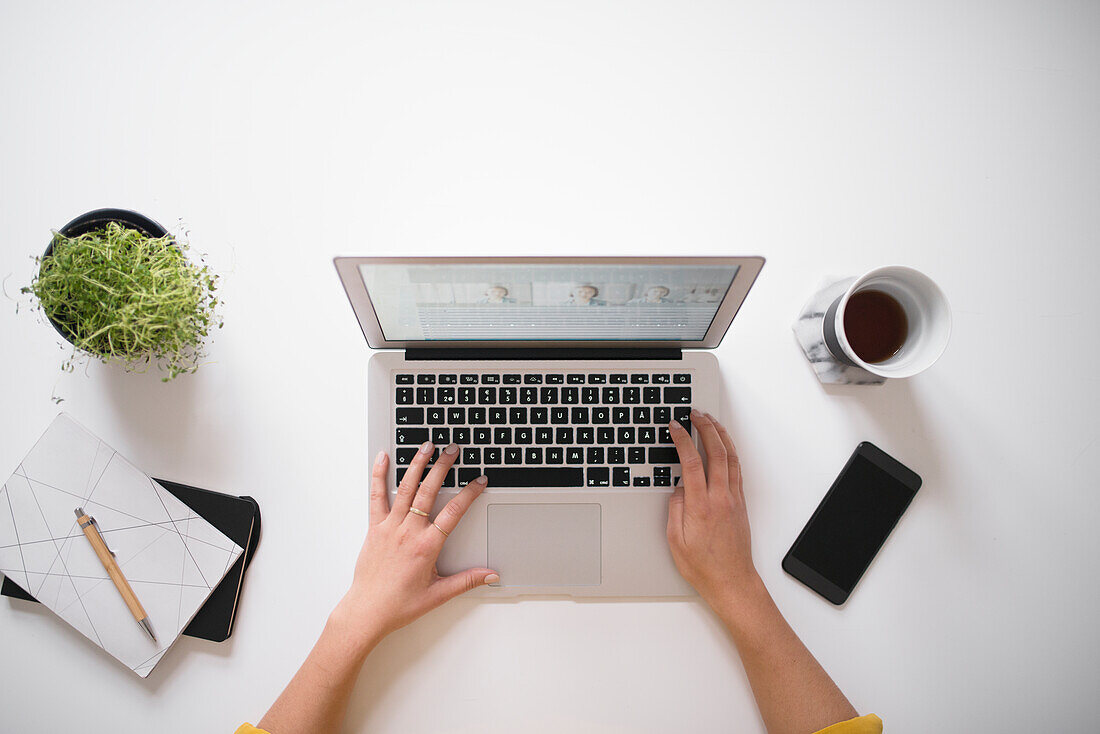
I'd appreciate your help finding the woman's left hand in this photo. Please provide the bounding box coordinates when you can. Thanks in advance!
[335,442,498,646]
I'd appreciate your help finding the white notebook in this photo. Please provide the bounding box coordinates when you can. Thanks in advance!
[0,414,244,677]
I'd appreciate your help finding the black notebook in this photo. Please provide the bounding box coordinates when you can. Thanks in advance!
[2,478,261,643]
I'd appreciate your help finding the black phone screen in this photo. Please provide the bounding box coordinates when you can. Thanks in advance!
[788,453,917,594]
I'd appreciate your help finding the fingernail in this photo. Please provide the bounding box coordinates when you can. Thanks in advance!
[485,573,500,585]
[704,412,717,421]
[419,441,434,454]
[374,450,386,466]
[669,420,684,432]
[473,475,489,485]
[444,443,459,455]
[690,408,703,418]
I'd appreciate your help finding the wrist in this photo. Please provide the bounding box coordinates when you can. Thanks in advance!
[704,572,773,632]
[327,595,388,659]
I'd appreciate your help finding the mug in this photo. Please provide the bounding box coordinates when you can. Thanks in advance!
[823,266,951,379]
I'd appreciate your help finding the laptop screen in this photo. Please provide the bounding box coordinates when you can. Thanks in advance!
[357,262,740,341]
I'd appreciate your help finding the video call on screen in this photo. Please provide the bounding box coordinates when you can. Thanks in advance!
[359,263,739,341]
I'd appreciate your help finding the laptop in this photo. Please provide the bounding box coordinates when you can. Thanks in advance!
[334,256,764,597]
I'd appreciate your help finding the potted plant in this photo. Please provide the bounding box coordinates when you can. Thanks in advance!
[22,208,222,381]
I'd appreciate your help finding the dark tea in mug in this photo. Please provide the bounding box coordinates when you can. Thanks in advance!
[842,290,908,363]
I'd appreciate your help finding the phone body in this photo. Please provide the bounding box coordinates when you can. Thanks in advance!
[782,441,921,605]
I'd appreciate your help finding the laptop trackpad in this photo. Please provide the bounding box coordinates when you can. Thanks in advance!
[487,503,601,587]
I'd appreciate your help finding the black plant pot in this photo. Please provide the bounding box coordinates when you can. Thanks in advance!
[41,208,169,342]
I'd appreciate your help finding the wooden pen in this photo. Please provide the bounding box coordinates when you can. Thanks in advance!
[74,507,157,642]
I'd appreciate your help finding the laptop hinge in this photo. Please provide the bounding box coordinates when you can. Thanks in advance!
[404,348,683,361]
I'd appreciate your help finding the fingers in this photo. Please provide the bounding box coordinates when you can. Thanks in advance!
[369,451,391,525]
[431,474,488,536]
[666,484,685,548]
[408,443,460,518]
[432,567,500,604]
[707,413,744,502]
[668,419,706,504]
[690,410,728,494]
[391,441,434,516]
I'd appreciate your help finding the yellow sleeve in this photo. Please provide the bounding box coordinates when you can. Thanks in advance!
[813,713,883,734]
[235,725,269,734]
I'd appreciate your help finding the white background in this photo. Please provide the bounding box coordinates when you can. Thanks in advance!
[1,2,1098,732]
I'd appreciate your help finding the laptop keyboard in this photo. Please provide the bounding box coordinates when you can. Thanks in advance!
[393,371,692,489]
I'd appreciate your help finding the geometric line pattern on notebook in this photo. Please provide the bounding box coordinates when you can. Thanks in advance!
[0,414,244,677]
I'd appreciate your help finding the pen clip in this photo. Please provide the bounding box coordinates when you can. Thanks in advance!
[75,508,116,556]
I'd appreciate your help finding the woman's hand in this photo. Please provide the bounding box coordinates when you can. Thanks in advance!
[334,442,498,646]
[665,410,760,610]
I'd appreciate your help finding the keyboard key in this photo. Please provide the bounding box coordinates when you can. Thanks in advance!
[480,386,501,404]
[523,374,543,384]
[395,408,424,425]
[494,428,513,444]
[417,374,436,385]
[458,468,482,486]
[436,387,456,404]
[643,387,661,404]
[633,476,651,487]
[396,374,414,384]
[396,468,407,483]
[481,374,500,384]
[633,407,651,423]
[463,448,481,464]
[567,374,586,384]
[592,407,610,424]
[458,387,476,405]
[587,374,607,384]
[577,427,595,444]
[581,387,600,404]
[601,387,619,404]
[546,447,564,464]
[503,374,521,384]
[612,407,630,424]
[623,387,641,404]
[396,388,414,405]
[460,374,479,384]
[608,447,625,464]
[658,427,673,444]
[540,387,559,404]
[504,447,523,464]
[673,374,691,384]
[447,408,465,424]
[416,387,435,404]
[509,408,528,424]
[653,374,671,384]
[525,448,543,464]
[613,467,631,486]
[488,408,507,424]
[571,407,589,424]
[597,427,615,444]
[586,467,610,487]
[484,447,502,464]
[395,427,429,444]
[586,447,604,464]
[610,374,628,384]
[648,448,680,464]
[474,428,492,444]
[431,427,449,444]
[535,427,554,444]
[484,468,583,487]
[550,408,569,424]
[443,469,457,488]
[515,427,533,444]
[468,408,486,424]
[396,448,418,465]
[617,427,635,444]
[654,407,671,424]
[556,427,575,444]
[673,407,692,432]
[566,447,584,464]
[630,374,649,384]
[453,428,471,444]
[520,387,538,404]
[546,374,564,384]
[499,387,517,404]
[628,447,646,464]
[664,387,691,404]
[654,475,672,487]
[638,426,657,444]
[439,374,457,384]
[427,408,445,425]
[530,408,548,424]
[562,388,579,404]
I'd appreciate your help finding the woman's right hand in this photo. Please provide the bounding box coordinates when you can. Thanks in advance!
[665,410,761,609]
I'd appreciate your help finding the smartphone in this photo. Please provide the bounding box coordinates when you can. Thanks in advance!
[782,442,921,605]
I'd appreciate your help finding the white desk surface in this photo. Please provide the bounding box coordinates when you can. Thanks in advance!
[2,2,1098,732]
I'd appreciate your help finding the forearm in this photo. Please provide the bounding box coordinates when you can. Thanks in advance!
[714,577,857,734]
[258,600,384,734]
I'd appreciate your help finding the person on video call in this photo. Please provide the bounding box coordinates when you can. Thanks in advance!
[237,412,882,734]
[563,284,607,306]
[476,285,516,304]
[627,285,672,304]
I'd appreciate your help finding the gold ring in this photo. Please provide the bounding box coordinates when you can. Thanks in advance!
[432,522,450,537]
[408,507,430,518]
